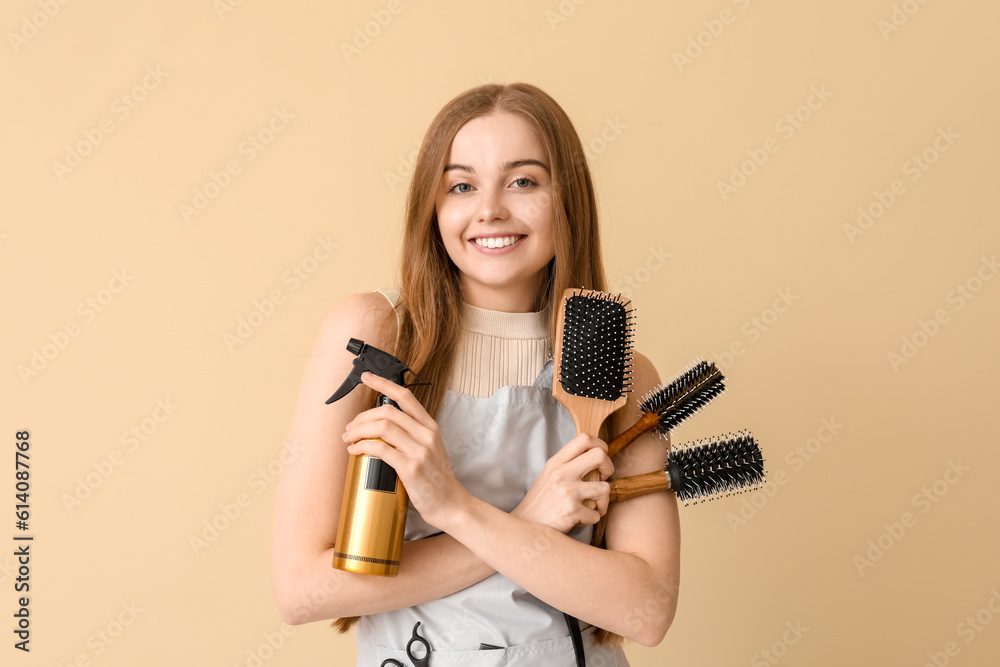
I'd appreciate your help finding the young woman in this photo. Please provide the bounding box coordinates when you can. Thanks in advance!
[270,83,680,665]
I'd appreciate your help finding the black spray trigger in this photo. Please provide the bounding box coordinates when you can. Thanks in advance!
[325,338,426,406]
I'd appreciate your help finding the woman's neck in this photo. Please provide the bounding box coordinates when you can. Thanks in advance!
[458,277,546,313]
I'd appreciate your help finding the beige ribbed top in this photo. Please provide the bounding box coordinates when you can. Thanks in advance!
[375,289,552,397]
[448,303,552,397]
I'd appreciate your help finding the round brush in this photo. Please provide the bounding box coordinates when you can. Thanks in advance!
[609,431,765,505]
[607,359,726,460]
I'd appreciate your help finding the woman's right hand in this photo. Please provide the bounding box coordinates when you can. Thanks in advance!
[511,433,614,534]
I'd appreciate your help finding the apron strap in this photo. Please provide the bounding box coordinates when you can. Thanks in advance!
[563,613,586,666]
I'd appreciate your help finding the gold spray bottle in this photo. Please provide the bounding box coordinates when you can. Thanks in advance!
[326,338,424,577]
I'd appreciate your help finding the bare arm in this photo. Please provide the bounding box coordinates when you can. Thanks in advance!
[269,293,497,624]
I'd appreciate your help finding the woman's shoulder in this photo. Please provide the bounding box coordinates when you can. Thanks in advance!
[314,290,400,355]
[328,289,399,315]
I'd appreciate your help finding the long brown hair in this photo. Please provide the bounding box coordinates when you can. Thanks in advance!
[335,82,615,642]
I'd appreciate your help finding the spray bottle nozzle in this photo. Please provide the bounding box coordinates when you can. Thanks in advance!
[325,338,426,405]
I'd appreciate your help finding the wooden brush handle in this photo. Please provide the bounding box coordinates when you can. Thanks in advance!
[577,412,615,510]
[609,470,670,502]
[606,411,660,459]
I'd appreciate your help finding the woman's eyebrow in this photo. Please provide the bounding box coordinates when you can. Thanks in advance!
[505,159,549,173]
[442,159,550,174]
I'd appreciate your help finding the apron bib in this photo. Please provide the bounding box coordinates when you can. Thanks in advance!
[354,361,629,666]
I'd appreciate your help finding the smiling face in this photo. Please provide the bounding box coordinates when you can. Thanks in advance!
[434,112,556,313]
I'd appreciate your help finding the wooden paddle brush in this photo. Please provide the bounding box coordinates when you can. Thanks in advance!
[553,288,635,510]
[608,431,765,505]
[607,359,726,460]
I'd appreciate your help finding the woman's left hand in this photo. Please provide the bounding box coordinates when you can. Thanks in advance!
[341,372,468,528]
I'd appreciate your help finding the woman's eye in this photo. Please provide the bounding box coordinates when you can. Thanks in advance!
[512,177,534,188]
[448,182,472,194]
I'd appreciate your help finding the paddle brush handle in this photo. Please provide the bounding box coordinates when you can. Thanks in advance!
[575,411,614,511]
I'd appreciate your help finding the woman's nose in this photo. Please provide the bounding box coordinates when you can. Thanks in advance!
[475,186,509,224]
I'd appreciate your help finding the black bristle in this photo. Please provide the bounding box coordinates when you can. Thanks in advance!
[559,292,635,401]
[639,360,726,434]
[667,431,765,505]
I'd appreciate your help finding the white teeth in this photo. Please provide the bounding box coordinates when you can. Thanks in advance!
[474,236,520,248]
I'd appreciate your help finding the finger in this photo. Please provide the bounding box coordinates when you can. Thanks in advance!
[346,439,403,471]
[577,505,603,527]
[578,433,609,454]
[556,433,607,465]
[360,372,435,428]
[344,420,419,458]
[596,453,615,481]
[567,447,615,481]
[588,481,610,516]
[344,404,434,448]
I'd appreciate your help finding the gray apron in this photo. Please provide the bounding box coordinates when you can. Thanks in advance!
[354,361,629,666]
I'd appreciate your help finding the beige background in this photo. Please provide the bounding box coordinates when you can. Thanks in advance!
[3,1,999,665]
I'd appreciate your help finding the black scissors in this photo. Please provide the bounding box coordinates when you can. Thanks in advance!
[380,621,431,667]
